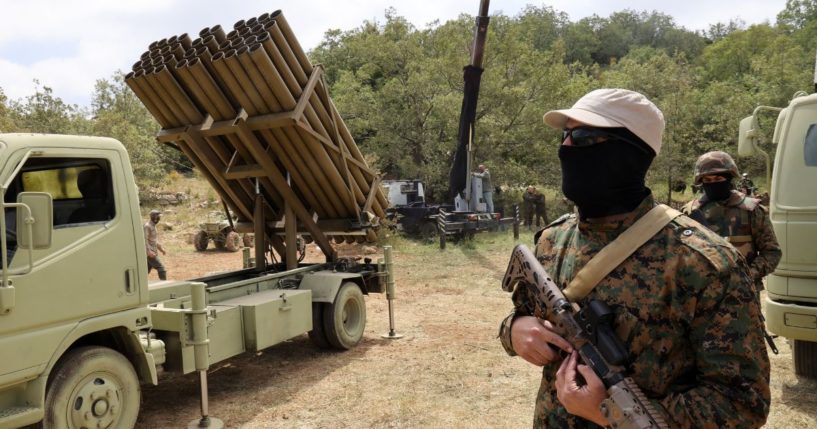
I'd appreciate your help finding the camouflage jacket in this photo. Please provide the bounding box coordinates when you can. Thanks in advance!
[499,196,770,428]
[681,190,781,287]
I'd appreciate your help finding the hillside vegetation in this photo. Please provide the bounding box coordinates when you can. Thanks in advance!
[3,2,817,201]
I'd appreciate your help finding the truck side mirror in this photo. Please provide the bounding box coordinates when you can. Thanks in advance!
[738,115,760,156]
[17,192,53,249]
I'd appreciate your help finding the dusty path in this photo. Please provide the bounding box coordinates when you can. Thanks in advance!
[136,230,817,428]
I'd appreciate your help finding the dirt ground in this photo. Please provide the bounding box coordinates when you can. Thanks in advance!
[135,214,817,428]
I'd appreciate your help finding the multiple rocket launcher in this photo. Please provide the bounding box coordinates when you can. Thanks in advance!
[125,11,386,260]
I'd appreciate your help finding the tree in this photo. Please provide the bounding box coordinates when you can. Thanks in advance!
[705,19,746,42]
[8,81,90,134]
[90,73,171,195]
[777,0,817,30]
[0,87,16,132]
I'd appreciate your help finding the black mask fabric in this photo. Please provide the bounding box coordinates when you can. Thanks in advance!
[702,181,732,201]
[559,139,654,219]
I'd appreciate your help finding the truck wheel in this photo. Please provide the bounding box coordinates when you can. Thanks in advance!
[42,346,140,429]
[194,231,208,251]
[308,302,331,349]
[322,282,366,350]
[419,222,437,243]
[224,231,241,252]
[794,340,817,378]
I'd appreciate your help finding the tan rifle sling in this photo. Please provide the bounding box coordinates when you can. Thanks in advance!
[562,204,683,302]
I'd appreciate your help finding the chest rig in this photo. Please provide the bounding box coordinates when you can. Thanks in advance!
[691,196,757,261]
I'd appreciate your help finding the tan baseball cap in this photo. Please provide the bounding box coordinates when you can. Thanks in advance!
[543,88,665,155]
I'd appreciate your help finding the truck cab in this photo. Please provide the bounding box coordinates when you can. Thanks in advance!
[0,133,154,427]
[739,93,817,377]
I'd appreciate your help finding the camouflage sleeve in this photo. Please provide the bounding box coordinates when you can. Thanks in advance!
[750,206,781,281]
[498,312,517,356]
[659,256,771,428]
[498,279,540,356]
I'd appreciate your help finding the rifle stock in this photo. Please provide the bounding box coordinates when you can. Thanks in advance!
[502,244,670,429]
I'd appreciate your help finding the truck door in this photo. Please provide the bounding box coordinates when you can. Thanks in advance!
[772,102,817,279]
[0,149,140,380]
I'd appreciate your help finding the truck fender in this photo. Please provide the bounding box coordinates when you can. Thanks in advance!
[299,271,366,303]
[46,308,158,386]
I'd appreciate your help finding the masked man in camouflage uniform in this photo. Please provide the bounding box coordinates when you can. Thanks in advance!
[498,89,770,428]
[681,151,781,291]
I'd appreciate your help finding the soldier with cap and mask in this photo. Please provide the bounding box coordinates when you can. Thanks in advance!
[145,209,168,280]
[682,151,781,292]
[498,89,770,428]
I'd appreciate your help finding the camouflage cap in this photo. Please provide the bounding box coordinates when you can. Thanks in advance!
[694,151,740,184]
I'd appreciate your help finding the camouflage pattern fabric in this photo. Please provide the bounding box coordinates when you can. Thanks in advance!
[500,195,770,428]
[681,190,781,290]
[693,151,740,184]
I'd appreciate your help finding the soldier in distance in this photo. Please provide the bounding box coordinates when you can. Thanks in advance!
[682,151,781,292]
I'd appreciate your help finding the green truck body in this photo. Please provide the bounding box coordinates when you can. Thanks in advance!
[739,92,817,377]
[0,133,387,428]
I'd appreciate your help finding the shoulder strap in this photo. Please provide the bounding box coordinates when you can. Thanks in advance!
[562,204,683,302]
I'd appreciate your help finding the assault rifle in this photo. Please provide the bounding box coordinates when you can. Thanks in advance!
[502,244,670,429]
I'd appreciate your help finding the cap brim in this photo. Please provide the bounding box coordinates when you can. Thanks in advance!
[543,108,626,130]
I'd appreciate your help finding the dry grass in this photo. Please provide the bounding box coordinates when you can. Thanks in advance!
[135,176,817,428]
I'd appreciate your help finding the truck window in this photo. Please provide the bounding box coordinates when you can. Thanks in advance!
[806,124,817,166]
[779,119,817,208]
[15,158,115,227]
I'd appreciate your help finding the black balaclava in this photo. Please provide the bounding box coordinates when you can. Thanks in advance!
[702,176,733,201]
[559,128,655,219]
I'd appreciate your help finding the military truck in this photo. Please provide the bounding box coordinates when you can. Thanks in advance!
[382,179,511,243]
[0,133,389,428]
[738,91,817,377]
[0,10,393,428]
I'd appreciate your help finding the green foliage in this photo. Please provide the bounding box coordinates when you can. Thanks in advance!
[7,81,91,134]
[0,87,15,133]
[778,0,817,30]
[5,3,813,208]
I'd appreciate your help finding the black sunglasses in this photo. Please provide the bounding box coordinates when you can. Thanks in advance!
[562,127,620,146]
[561,126,650,154]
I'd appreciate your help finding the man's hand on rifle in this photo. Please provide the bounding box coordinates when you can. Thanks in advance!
[556,350,609,426]
[510,316,573,366]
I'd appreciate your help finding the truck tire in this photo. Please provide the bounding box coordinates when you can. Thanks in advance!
[308,302,332,349]
[419,221,437,243]
[41,346,140,429]
[194,231,209,251]
[214,235,226,249]
[224,231,241,252]
[322,282,366,350]
[794,340,817,378]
